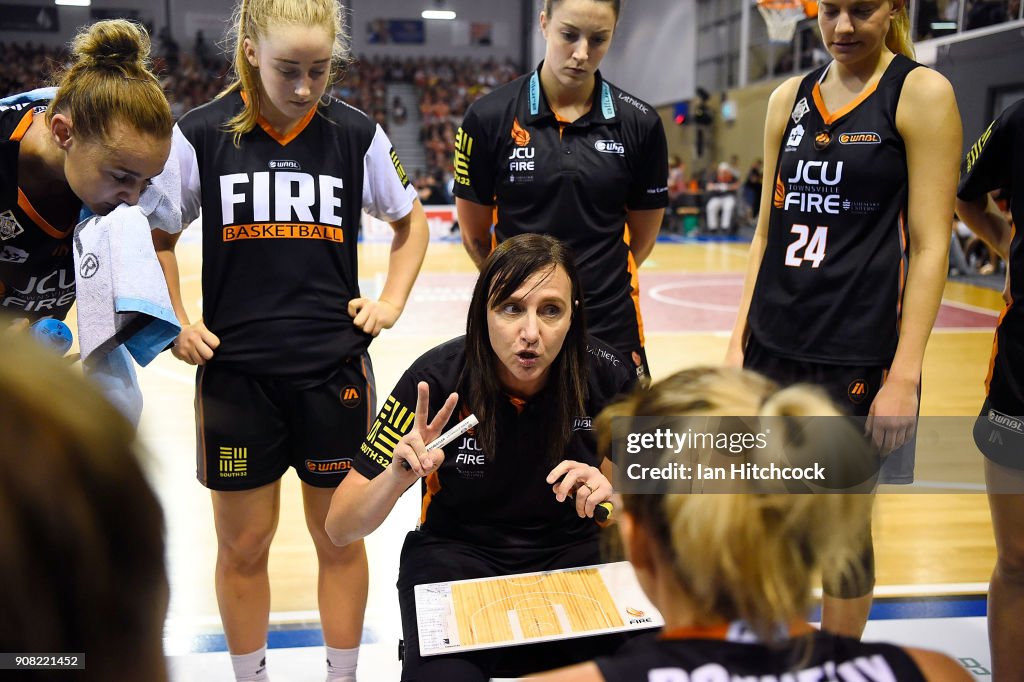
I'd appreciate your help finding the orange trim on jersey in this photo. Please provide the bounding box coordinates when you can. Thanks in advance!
[985,306,1010,395]
[1007,222,1017,309]
[256,102,318,146]
[895,211,908,331]
[554,111,572,140]
[420,471,441,525]
[508,395,527,414]
[11,109,75,238]
[490,205,498,252]
[623,224,646,346]
[196,366,209,485]
[812,78,881,126]
[9,107,34,142]
[17,188,72,238]
[659,621,813,641]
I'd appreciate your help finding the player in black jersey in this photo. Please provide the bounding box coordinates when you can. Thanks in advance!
[956,98,1024,681]
[151,2,428,680]
[326,235,637,680]
[0,21,172,423]
[726,0,961,638]
[531,367,969,682]
[453,0,668,381]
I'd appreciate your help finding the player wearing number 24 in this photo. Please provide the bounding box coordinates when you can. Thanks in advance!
[326,234,637,680]
[725,0,961,640]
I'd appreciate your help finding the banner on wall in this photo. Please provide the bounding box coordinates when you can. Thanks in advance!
[362,206,459,243]
[0,4,58,32]
[367,19,426,44]
[451,20,509,47]
[90,8,143,22]
[470,22,493,46]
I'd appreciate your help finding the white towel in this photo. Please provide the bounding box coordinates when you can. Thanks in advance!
[138,158,182,234]
[73,203,181,367]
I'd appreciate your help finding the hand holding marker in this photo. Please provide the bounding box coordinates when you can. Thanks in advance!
[400,414,479,471]
[554,472,614,523]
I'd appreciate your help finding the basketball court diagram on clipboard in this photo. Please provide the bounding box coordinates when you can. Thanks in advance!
[415,561,663,656]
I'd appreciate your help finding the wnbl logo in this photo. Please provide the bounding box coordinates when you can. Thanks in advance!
[572,417,592,431]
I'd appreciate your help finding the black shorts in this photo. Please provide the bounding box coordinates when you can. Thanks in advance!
[974,313,1024,469]
[396,530,632,681]
[744,334,915,484]
[194,354,375,490]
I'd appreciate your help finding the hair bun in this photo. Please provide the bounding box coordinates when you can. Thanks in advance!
[72,19,151,70]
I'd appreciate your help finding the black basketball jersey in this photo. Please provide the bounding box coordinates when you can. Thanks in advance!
[595,626,926,681]
[749,55,921,365]
[351,335,635,550]
[168,91,417,378]
[0,96,77,321]
[958,98,1024,316]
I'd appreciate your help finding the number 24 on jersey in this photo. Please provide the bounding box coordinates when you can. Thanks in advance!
[785,224,828,268]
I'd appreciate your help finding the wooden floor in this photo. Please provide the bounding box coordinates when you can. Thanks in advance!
[134,237,1003,634]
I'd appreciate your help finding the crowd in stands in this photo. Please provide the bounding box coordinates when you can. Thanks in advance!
[1,33,519,205]
[0,42,65,98]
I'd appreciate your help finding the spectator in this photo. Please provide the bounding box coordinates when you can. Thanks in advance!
[704,162,740,234]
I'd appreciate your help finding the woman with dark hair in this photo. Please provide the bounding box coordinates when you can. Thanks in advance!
[326,233,637,681]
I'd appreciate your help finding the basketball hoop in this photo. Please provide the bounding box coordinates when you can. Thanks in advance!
[756,0,811,45]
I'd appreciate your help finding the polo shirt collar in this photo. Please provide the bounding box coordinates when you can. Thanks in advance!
[521,61,619,126]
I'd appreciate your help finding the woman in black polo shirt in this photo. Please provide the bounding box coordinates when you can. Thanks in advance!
[326,234,636,681]
[453,0,668,380]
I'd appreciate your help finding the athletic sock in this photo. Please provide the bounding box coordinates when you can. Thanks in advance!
[230,646,269,682]
[325,645,359,682]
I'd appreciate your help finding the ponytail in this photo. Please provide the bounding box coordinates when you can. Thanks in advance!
[885,1,915,59]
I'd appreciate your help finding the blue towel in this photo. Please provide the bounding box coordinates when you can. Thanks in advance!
[73,203,181,367]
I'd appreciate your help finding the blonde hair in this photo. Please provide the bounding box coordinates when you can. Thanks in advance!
[885,1,915,59]
[223,0,351,145]
[0,330,166,680]
[48,19,172,142]
[598,367,873,643]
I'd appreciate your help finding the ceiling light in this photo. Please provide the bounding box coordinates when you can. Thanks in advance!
[55,0,92,6]
[422,10,456,20]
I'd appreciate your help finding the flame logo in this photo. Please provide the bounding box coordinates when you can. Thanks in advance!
[511,117,531,147]
[626,607,645,617]
[773,174,785,209]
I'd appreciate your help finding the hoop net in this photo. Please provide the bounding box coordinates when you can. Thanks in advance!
[757,0,810,45]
